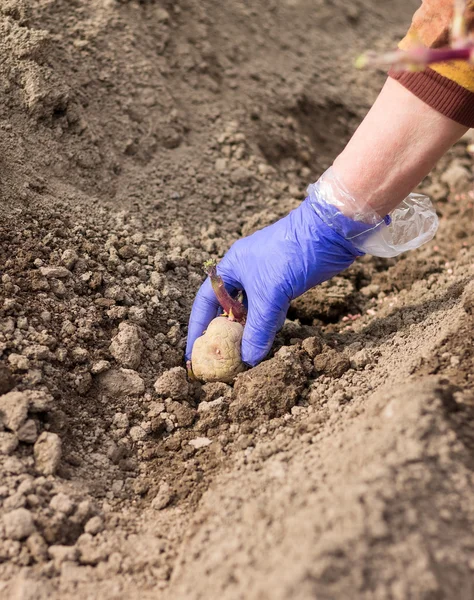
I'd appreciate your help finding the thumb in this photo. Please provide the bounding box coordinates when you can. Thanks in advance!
[241,295,289,366]
[185,277,236,361]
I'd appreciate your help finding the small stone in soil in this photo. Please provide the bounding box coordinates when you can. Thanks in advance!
[189,437,212,449]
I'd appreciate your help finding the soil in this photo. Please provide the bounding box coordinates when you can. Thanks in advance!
[1,1,474,599]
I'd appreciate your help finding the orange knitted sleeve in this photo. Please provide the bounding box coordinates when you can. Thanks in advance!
[389,1,474,126]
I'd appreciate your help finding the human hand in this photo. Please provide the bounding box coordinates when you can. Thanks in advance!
[186,183,367,366]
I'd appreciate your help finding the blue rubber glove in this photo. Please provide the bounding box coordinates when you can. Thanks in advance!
[186,193,368,367]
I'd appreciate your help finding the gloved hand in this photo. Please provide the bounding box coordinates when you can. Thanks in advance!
[186,173,378,367]
[186,164,436,367]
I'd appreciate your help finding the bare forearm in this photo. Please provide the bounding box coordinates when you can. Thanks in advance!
[333,77,468,218]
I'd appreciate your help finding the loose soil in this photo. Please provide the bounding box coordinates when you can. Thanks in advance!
[1,1,474,599]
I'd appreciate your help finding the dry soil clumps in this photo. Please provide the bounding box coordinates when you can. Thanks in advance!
[1,0,473,598]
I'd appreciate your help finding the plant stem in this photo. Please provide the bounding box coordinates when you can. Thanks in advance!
[356,1,472,72]
[204,260,246,325]
[356,44,474,71]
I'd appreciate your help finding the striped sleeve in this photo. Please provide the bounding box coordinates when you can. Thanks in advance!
[389,0,474,127]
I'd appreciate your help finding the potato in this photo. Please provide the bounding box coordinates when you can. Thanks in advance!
[191,317,245,383]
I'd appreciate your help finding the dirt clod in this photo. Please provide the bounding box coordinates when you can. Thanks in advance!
[301,335,323,358]
[350,348,371,370]
[462,280,474,315]
[230,352,306,423]
[314,349,351,378]
[0,367,15,395]
[17,419,38,444]
[4,508,36,541]
[84,516,104,536]
[97,369,145,398]
[50,494,75,516]
[154,367,190,401]
[0,391,29,432]
[109,323,144,370]
[200,382,232,403]
[34,432,62,475]
[151,482,173,510]
[166,400,196,428]
[0,432,18,455]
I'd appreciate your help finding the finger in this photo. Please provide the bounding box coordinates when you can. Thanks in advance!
[241,295,289,366]
[185,276,237,361]
[185,278,220,361]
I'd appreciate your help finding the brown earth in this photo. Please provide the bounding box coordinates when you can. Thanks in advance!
[1,0,474,599]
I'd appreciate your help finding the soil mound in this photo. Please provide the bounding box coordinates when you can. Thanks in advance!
[1,1,474,599]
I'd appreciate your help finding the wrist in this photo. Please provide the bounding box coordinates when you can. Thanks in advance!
[305,168,438,259]
[313,167,385,224]
[332,78,467,216]
[306,168,389,242]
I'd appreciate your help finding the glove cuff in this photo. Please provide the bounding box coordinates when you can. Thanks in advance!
[307,167,439,258]
[307,168,390,250]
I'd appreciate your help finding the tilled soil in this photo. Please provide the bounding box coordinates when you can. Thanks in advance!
[1,1,474,599]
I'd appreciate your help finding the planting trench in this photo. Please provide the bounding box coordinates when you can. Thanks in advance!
[0,1,474,598]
